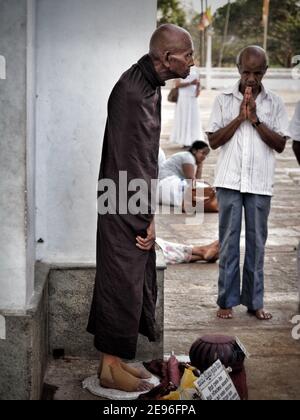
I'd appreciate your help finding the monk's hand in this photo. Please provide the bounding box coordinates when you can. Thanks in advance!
[136,219,156,251]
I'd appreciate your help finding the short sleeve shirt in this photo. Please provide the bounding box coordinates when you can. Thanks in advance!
[289,101,300,142]
[206,82,290,196]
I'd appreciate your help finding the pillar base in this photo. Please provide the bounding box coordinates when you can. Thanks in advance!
[0,264,48,400]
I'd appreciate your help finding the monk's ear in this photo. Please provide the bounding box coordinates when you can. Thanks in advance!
[163,51,171,68]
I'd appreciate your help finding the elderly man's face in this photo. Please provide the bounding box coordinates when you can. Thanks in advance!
[238,54,267,93]
[168,38,195,79]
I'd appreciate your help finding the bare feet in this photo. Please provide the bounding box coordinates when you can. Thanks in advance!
[217,308,233,319]
[248,309,272,321]
[109,364,153,392]
[120,362,151,380]
[99,355,153,393]
[191,241,219,263]
[203,241,219,263]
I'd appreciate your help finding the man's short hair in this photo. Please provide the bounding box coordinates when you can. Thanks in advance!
[236,46,269,67]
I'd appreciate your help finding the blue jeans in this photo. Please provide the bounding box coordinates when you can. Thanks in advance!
[216,188,271,311]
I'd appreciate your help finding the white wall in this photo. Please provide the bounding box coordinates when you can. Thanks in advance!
[26,0,37,309]
[0,0,36,310]
[36,0,157,263]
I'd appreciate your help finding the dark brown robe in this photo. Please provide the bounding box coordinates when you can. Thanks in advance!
[87,55,164,360]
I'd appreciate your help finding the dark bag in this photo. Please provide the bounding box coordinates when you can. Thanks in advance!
[168,87,179,103]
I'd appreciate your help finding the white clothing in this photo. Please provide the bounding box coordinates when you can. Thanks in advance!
[170,68,204,146]
[158,147,166,170]
[156,238,193,264]
[158,175,187,207]
[289,101,300,141]
[207,82,290,196]
[159,151,196,180]
[158,151,196,207]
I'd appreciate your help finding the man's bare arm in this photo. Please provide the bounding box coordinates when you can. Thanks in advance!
[208,116,244,150]
[208,92,249,150]
[254,123,286,154]
[247,95,286,154]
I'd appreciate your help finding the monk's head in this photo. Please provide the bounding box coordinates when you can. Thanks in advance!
[149,24,194,81]
[237,46,269,95]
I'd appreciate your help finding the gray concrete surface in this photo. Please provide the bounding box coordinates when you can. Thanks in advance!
[0,263,48,400]
[44,87,300,400]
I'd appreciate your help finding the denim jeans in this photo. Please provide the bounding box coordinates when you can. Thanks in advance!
[216,188,271,311]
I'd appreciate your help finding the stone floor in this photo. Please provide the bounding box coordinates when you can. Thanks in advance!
[44,87,300,400]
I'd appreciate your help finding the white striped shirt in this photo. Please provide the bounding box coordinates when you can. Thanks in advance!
[289,101,300,142]
[207,82,290,196]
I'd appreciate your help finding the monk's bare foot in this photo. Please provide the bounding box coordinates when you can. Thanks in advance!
[120,362,152,379]
[109,364,153,392]
[217,308,233,319]
[248,309,272,321]
[98,354,120,378]
[99,358,153,392]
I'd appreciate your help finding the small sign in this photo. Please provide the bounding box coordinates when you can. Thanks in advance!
[0,55,6,80]
[0,315,6,340]
[235,336,251,359]
[194,360,240,401]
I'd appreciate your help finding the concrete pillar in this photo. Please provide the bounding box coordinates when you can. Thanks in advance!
[0,2,46,400]
[0,0,36,310]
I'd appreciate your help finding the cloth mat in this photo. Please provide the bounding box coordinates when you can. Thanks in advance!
[82,363,160,400]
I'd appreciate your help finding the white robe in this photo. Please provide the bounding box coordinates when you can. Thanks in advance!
[170,68,205,147]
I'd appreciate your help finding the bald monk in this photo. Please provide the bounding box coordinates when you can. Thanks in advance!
[87,24,195,392]
[207,46,290,321]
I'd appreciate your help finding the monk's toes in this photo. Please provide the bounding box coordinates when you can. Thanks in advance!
[120,362,152,380]
[139,370,152,380]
